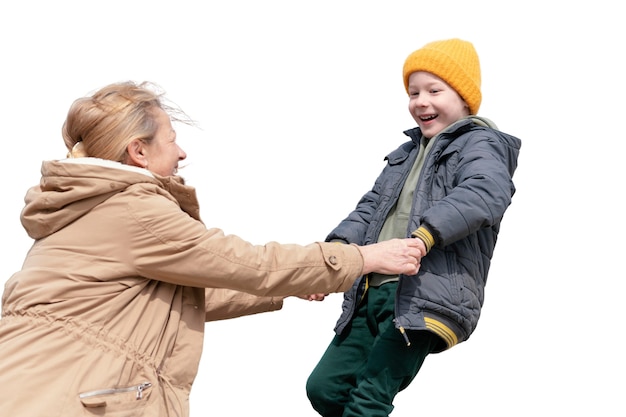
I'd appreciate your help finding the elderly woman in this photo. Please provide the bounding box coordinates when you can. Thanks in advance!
[0,81,423,416]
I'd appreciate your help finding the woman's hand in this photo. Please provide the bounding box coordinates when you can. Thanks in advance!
[358,238,426,276]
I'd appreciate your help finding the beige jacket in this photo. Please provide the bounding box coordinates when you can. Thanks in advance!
[0,158,364,416]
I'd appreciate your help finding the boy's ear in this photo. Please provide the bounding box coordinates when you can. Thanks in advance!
[126,139,148,168]
[463,101,471,115]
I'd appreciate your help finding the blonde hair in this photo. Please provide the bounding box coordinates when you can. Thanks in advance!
[63,81,192,161]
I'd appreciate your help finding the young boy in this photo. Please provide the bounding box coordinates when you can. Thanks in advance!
[306,38,522,417]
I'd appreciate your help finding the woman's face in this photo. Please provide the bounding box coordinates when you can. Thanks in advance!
[143,107,187,176]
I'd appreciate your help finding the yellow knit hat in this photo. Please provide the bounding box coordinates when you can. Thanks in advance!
[402,38,482,115]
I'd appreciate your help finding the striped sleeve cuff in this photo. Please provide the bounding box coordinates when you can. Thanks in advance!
[411,226,435,253]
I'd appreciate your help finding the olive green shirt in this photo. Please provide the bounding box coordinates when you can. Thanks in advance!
[369,135,436,287]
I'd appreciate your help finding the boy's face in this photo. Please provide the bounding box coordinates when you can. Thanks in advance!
[407,71,470,139]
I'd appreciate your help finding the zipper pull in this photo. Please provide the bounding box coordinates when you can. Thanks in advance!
[399,326,411,347]
[136,382,152,400]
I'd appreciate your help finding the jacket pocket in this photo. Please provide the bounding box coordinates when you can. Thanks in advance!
[78,381,152,410]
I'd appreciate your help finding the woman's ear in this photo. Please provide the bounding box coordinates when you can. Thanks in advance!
[126,139,148,168]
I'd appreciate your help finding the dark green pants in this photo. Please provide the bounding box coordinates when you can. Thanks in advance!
[306,282,439,417]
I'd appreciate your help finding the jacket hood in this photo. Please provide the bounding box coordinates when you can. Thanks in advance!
[20,158,195,240]
[467,115,497,129]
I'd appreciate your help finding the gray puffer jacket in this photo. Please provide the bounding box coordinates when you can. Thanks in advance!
[329,118,521,352]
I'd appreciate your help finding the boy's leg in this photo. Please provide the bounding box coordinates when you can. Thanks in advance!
[306,296,375,417]
[343,284,440,417]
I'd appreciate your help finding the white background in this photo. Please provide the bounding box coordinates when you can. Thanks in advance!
[1,1,624,416]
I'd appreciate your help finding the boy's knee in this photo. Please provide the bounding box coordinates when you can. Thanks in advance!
[307,371,351,417]
[305,373,323,403]
[306,372,335,414]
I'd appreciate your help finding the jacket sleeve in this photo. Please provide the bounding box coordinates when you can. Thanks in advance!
[328,140,415,245]
[421,130,521,246]
[204,288,283,322]
[123,188,365,297]
[327,167,387,245]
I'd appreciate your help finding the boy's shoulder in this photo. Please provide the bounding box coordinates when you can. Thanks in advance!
[414,121,520,159]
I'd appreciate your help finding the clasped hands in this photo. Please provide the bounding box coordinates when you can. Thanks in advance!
[299,238,426,302]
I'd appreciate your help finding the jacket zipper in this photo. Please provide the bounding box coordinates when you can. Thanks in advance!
[79,381,152,400]
[398,325,411,346]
